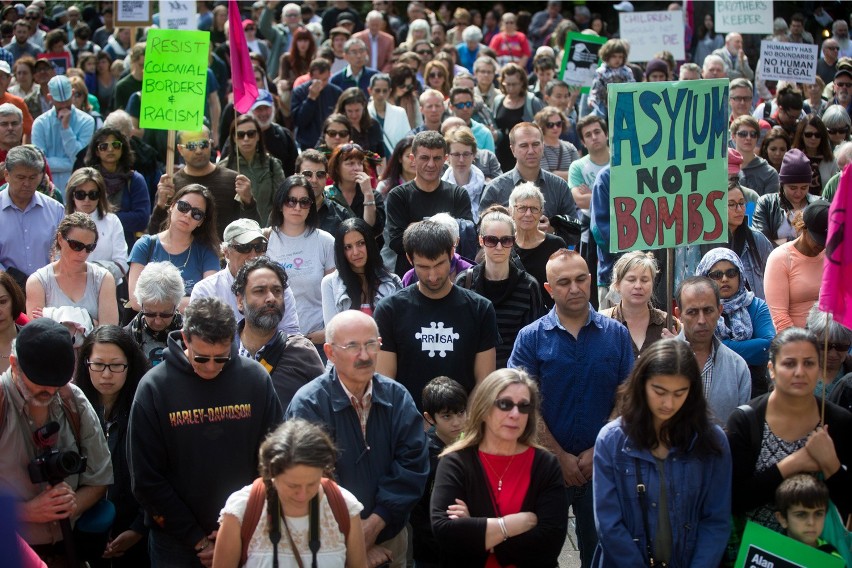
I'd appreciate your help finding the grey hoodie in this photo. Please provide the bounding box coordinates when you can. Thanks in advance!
[739,156,780,196]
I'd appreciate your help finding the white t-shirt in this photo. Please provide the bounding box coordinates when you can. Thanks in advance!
[219,483,363,568]
[267,228,336,335]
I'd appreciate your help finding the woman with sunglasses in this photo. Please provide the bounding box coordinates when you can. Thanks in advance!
[430,368,568,567]
[424,60,451,99]
[593,340,731,568]
[220,114,284,227]
[792,114,838,195]
[334,87,386,164]
[268,175,336,354]
[535,106,579,183]
[822,104,852,150]
[326,143,385,239]
[127,184,220,314]
[124,261,185,366]
[317,113,353,161]
[75,325,150,566]
[26,212,119,325]
[456,208,543,368]
[730,115,780,197]
[807,304,852,400]
[758,126,791,174]
[85,127,151,247]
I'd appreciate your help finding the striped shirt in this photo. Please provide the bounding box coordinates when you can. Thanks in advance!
[541,141,580,173]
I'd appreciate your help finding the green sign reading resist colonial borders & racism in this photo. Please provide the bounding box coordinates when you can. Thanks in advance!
[140,28,210,131]
[607,79,729,253]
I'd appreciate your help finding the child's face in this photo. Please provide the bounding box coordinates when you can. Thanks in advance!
[426,409,466,444]
[607,53,625,68]
[775,505,827,547]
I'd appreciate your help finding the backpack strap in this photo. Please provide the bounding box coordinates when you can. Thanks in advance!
[321,477,350,539]
[240,477,267,566]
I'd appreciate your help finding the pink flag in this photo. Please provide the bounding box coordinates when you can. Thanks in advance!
[228,0,258,114]
[819,163,852,329]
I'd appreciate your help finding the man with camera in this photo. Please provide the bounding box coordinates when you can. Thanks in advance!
[0,318,112,567]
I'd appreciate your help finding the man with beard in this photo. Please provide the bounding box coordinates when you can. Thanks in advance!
[233,256,324,409]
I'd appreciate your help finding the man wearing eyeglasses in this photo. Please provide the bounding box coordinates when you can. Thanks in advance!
[448,86,495,152]
[129,297,283,567]
[829,60,852,115]
[291,58,343,151]
[287,310,429,568]
[818,38,840,85]
[192,218,300,336]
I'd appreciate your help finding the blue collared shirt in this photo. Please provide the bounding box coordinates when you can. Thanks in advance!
[0,189,65,276]
[508,305,633,455]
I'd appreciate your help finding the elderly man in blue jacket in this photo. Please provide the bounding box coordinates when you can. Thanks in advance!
[286,310,429,568]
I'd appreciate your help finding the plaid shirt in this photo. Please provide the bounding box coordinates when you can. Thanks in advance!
[700,342,717,399]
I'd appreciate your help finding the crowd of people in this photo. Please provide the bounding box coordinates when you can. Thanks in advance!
[2,1,852,568]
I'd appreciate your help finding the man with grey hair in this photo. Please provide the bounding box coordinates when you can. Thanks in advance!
[129,296,283,566]
[258,2,303,80]
[0,102,24,161]
[0,144,64,288]
[679,62,702,80]
[354,9,395,72]
[712,32,754,80]
[822,140,852,202]
[0,60,32,143]
[834,19,852,58]
[330,37,377,97]
[702,53,727,79]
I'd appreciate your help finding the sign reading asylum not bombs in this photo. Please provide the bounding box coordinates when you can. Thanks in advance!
[140,29,210,131]
[608,80,729,253]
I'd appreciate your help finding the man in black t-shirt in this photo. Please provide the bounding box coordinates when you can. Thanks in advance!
[374,220,498,408]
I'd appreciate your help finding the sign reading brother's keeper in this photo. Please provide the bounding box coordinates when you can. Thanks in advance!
[759,41,818,84]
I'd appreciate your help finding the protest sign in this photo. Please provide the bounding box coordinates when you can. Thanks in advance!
[114,0,153,26]
[759,41,819,84]
[608,80,729,253]
[716,1,773,34]
[159,0,198,31]
[618,11,684,62]
[735,521,844,568]
[559,33,606,94]
[139,29,210,131]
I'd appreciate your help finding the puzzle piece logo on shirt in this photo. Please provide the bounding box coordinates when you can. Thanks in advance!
[415,322,459,357]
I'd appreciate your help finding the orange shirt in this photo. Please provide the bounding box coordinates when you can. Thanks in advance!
[0,92,33,136]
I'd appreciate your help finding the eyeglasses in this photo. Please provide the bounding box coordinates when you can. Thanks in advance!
[230,241,268,254]
[86,360,128,373]
[175,199,206,221]
[141,308,176,319]
[192,354,231,365]
[735,130,758,139]
[727,200,746,210]
[449,151,474,159]
[494,398,532,413]
[325,129,350,138]
[835,81,852,89]
[301,170,327,179]
[97,140,122,151]
[730,96,751,103]
[332,340,381,354]
[481,235,515,248]
[826,342,852,352]
[452,101,473,109]
[803,131,822,139]
[64,236,97,253]
[827,127,850,135]
[73,189,99,201]
[707,268,739,280]
[284,196,313,209]
[515,205,542,216]
[546,120,563,129]
[236,129,258,140]
[180,140,211,151]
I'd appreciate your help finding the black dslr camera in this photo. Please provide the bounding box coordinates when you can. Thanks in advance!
[27,421,87,485]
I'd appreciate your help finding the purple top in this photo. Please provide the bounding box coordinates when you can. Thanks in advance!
[401,253,475,287]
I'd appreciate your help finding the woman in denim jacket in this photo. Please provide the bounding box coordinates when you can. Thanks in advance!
[592,340,732,568]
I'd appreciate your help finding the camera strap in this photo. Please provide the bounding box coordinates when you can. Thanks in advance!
[0,381,83,455]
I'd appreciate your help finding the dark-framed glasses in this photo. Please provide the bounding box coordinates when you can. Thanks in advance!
[300,170,327,179]
[284,196,313,209]
[192,354,231,364]
[494,398,532,413]
[175,199,206,221]
[180,140,211,151]
[230,241,268,254]
[86,361,128,373]
[481,235,515,248]
[141,307,176,319]
[64,236,96,253]
[73,189,99,201]
[97,140,122,151]
[236,129,258,140]
[707,268,739,280]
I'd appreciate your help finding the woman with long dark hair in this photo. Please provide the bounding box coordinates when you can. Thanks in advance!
[691,13,724,68]
[322,218,401,324]
[791,114,839,195]
[759,126,791,173]
[75,325,150,566]
[334,87,386,161]
[593,340,731,567]
[377,136,415,196]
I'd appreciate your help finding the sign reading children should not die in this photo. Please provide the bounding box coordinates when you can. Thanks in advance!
[618,11,685,62]
[139,29,210,131]
[607,80,729,253]
[715,1,773,34]
[759,41,819,84]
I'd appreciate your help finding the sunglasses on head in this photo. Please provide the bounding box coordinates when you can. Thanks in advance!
[64,236,96,253]
[494,398,532,414]
[707,267,739,280]
[301,170,327,179]
[339,143,365,153]
[236,129,258,140]
[97,140,122,151]
[175,199,206,221]
[453,101,473,109]
[481,235,515,248]
[325,129,349,138]
[285,196,313,209]
[73,189,99,201]
[230,240,268,254]
[192,354,231,365]
[181,140,211,151]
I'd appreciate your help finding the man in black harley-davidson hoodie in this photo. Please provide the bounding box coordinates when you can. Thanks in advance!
[128,297,283,566]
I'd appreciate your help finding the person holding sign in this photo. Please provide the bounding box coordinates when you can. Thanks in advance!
[592,340,732,568]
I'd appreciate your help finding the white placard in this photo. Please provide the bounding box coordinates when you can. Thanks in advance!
[159,0,198,30]
[115,0,152,25]
[758,41,819,84]
[715,1,773,34]
[618,11,685,63]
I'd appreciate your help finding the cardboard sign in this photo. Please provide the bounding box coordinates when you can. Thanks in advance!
[559,33,607,94]
[114,0,153,26]
[715,1,773,34]
[139,29,210,131]
[735,521,844,568]
[37,53,71,76]
[607,80,729,253]
[759,41,819,84]
[618,11,685,62]
[159,0,198,31]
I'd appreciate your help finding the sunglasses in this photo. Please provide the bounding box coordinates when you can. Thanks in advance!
[428,71,445,79]
[827,127,850,135]
[735,130,758,139]
[827,342,852,352]
[835,82,852,89]
[230,241,268,254]
[180,140,211,151]
[707,268,739,280]
[236,129,258,140]
[175,199,206,221]
[97,140,122,151]
[481,235,515,248]
[453,101,473,109]
[285,196,313,209]
[325,129,349,138]
[301,170,327,179]
[73,189,99,201]
[730,96,751,103]
[546,120,563,129]
[64,236,96,253]
[371,88,389,94]
[141,308,176,319]
[192,354,231,365]
[803,131,822,139]
[494,398,532,414]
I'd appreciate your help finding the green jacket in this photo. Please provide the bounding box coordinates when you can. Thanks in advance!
[219,153,284,227]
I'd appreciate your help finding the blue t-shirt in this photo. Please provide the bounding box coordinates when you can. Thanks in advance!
[129,234,220,296]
